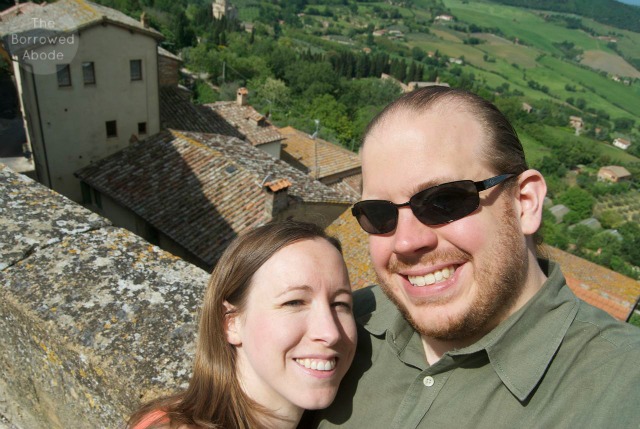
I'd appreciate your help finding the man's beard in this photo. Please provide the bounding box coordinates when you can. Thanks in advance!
[378,203,529,342]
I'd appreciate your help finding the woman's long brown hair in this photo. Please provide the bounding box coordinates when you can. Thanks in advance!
[127,221,342,429]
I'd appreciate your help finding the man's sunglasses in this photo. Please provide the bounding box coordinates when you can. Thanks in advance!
[352,174,517,234]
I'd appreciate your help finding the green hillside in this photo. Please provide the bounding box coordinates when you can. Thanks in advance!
[5,0,639,281]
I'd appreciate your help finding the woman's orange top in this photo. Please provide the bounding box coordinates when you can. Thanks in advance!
[131,410,170,429]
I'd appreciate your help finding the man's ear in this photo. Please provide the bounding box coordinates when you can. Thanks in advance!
[223,301,242,346]
[515,169,547,236]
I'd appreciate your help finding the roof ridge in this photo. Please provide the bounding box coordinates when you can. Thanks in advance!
[71,0,99,18]
[170,130,224,158]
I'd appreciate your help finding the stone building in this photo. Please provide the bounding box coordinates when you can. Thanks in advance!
[212,0,237,20]
[75,130,351,271]
[0,0,163,202]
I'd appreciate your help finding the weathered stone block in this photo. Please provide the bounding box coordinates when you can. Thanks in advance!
[0,165,209,428]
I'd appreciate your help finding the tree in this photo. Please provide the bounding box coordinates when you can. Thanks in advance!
[307,94,354,146]
[338,78,402,117]
[598,210,624,229]
[411,46,426,61]
[557,187,595,223]
[614,117,635,131]
[569,224,594,252]
[258,77,290,110]
[618,222,640,266]
[273,21,282,40]
[284,61,339,98]
[541,209,569,249]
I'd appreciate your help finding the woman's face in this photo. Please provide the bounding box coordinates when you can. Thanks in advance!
[227,238,357,418]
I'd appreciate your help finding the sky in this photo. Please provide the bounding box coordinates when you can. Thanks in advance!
[615,0,640,6]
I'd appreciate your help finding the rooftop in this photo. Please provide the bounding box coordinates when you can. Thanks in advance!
[279,126,361,181]
[545,246,640,321]
[599,165,632,177]
[159,86,243,138]
[0,0,162,49]
[326,209,376,290]
[75,130,350,267]
[204,102,283,147]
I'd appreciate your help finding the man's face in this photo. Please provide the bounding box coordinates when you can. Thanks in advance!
[361,105,528,341]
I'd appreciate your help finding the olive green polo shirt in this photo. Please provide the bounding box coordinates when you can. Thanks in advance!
[312,260,640,428]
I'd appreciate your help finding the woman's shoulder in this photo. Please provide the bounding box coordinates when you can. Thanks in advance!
[131,410,200,429]
[130,410,170,429]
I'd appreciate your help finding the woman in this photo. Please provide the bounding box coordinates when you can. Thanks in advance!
[128,221,357,429]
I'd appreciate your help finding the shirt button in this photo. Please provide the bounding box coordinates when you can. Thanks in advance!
[423,376,435,387]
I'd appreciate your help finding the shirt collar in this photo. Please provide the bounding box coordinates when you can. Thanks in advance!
[475,260,579,401]
[359,260,580,401]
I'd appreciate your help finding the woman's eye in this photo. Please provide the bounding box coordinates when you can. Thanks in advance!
[283,300,305,307]
[332,301,352,311]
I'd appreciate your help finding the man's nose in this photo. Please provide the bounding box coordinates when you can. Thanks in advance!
[392,206,438,255]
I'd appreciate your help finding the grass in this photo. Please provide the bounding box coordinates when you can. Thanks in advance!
[536,55,640,118]
[537,125,640,164]
[596,142,640,164]
[581,50,640,78]
[595,190,640,224]
[434,0,640,120]
[518,130,553,165]
[444,0,618,55]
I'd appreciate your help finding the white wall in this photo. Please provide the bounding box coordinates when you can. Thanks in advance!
[16,24,160,202]
[258,141,282,159]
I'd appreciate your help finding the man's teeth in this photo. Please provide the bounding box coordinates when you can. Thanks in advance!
[295,358,336,371]
[408,266,455,287]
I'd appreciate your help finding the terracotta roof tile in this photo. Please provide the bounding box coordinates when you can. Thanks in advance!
[265,178,291,192]
[75,130,350,267]
[544,246,640,321]
[204,102,283,146]
[0,0,162,43]
[327,180,360,203]
[279,126,361,181]
[567,278,631,321]
[326,209,376,290]
[159,87,243,138]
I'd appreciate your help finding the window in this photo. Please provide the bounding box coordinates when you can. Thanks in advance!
[130,59,142,81]
[56,64,71,87]
[93,189,102,209]
[81,183,102,209]
[81,182,92,204]
[82,62,95,85]
[138,122,147,135]
[106,120,117,138]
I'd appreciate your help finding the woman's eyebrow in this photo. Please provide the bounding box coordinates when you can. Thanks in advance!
[334,287,353,296]
[274,285,312,298]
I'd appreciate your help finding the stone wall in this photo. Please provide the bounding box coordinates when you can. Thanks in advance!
[158,55,181,88]
[0,164,209,428]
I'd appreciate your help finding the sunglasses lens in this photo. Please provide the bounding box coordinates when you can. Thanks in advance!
[353,201,398,234]
[412,181,479,225]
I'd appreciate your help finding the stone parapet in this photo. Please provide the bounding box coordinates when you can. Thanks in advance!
[0,164,208,428]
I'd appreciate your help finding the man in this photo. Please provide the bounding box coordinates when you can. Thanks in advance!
[311,87,640,428]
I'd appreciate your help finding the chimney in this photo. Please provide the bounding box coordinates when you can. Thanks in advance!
[140,12,149,28]
[237,87,248,106]
[263,178,291,217]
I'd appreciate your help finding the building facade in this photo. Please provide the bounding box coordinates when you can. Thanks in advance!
[1,0,163,202]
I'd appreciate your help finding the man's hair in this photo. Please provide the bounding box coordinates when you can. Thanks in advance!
[363,86,529,177]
